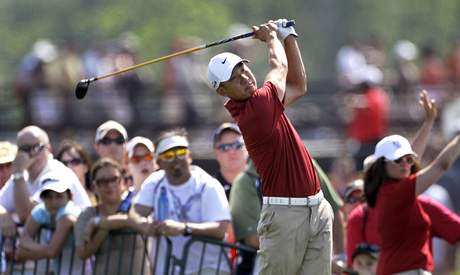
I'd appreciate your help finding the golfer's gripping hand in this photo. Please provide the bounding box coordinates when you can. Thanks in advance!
[252,22,278,43]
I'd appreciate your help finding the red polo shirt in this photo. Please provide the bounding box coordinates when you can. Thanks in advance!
[225,81,320,197]
[376,175,433,275]
[347,194,460,268]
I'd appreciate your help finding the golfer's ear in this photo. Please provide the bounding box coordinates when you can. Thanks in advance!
[216,86,225,96]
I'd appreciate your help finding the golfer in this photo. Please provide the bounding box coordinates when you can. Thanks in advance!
[208,19,333,274]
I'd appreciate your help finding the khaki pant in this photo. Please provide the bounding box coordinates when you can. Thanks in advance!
[395,269,432,275]
[257,198,333,275]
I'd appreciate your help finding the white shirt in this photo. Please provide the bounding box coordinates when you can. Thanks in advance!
[134,165,231,274]
[0,158,91,213]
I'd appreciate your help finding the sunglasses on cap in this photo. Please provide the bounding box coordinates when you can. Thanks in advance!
[387,155,415,165]
[98,136,125,145]
[18,143,46,155]
[61,158,83,166]
[130,153,154,163]
[158,148,188,162]
[216,141,244,152]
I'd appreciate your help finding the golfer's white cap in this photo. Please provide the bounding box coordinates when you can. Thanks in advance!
[155,136,189,157]
[127,136,154,158]
[373,135,417,161]
[208,52,248,89]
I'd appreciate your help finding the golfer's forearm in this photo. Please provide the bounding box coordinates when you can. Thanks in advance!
[284,36,307,105]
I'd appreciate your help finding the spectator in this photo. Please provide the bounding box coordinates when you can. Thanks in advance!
[364,128,460,274]
[344,64,389,171]
[56,140,96,205]
[0,126,91,237]
[126,136,157,193]
[342,179,365,220]
[208,20,333,274]
[0,141,17,189]
[94,120,128,165]
[391,40,419,95]
[74,158,149,275]
[212,122,248,199]
[15,180,84,274]
[134,129,231,274]
[419,44,446,87]
[446,39,460,86]
[350,243,379,275]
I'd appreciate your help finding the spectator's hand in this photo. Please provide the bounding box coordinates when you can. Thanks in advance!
[252,22,278,43]
[84,217,100,243]
[0,213,17,237]
[419,90,437,122]
[273,18,298,41]
[12,151,32,174]
[18,235,35,250]
[150,219,186,237]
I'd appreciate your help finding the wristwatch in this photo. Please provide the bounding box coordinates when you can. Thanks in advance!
[183,223,192,236]
[13,171,26,181]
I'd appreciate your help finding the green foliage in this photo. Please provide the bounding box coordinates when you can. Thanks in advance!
[0,0,459,81]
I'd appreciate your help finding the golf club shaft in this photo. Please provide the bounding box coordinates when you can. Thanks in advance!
[93,20,295,81]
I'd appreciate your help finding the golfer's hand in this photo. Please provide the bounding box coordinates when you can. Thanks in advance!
[252,22,278,43]
[272,18,298,41]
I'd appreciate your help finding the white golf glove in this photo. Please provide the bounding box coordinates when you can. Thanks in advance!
[273,18,298,41]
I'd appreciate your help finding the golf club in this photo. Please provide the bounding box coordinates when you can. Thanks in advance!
[75,20,295,99]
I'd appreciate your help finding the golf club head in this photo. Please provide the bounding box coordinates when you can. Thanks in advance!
[75,79,92,100]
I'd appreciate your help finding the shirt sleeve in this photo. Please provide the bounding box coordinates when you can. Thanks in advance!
[230,173,261,241]
[0,178,15,212]
[419,195,460,244]
[133,181,155,209]
[56,202,81,221]
[74,207,96,247]
[31,203,50,225]
[201,180,231,222]
[313,159,343,211]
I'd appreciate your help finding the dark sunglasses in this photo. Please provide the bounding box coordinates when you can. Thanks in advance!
[130,153,154,163]
[61,158,83,166]
[18,143,45,155]
[389,155,415,165]
[216,141,244,152]
[94,175,122,187]
[98,136,125,145]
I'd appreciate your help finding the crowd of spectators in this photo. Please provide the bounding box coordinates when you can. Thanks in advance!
[1,27,460,275]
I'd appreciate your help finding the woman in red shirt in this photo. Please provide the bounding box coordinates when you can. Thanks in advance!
[365,132,460,275]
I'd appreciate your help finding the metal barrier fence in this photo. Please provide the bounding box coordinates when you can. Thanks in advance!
[1,230,257,275]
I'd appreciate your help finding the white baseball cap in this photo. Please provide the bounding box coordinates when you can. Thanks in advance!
[0,142,17,164]
[207,52,248,89]
[155,135,189,157]
[95,120,128,142]
[373,135,417,161]
[127,136,154,158]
